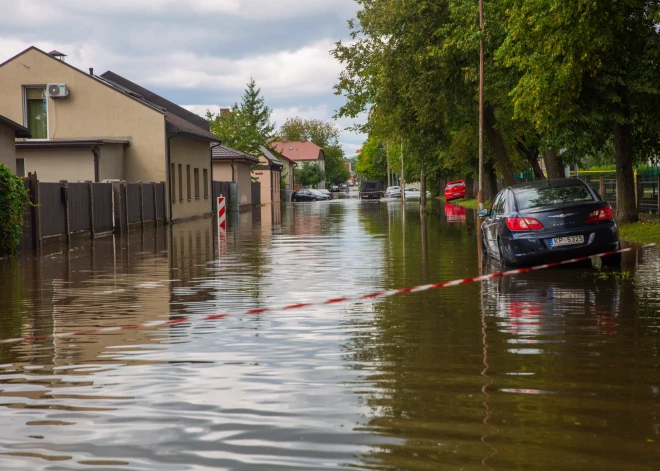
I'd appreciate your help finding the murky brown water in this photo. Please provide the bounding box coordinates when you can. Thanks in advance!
[1,198,659,470]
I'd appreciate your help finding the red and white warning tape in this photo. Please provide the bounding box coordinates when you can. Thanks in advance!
[0,242,656,345]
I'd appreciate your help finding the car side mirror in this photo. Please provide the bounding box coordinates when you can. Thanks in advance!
[477,209,489,218]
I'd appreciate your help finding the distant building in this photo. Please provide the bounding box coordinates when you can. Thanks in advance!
[270,139,326,189]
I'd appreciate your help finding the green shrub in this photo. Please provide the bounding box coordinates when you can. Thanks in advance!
[0,164,28,256]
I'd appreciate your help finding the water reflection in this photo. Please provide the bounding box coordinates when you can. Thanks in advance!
[0,201,659,470]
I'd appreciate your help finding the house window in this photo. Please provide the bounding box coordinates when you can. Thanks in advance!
[170,163,176,202]
[186,165,191,201]
[194,168,200,199]
[178,164,183,202]
[203,169,209,198]
[24,87,47,139]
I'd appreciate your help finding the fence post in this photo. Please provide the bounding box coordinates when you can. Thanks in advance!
[140,182,145,229]
[153,182,158,227]
[29,173,41,249]
[61,180,70,243]
[89,182,95,238]
[600,174,605,197]
[161,181,167,225]
[124,182,129,232]
[657,174,660,216]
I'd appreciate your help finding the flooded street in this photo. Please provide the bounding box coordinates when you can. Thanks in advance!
[1,198,659,470]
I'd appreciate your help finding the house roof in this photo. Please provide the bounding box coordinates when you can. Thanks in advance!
[270,141,324,161]
[212,145,260,164]
[16,139,130,149]
[0,114,30,138]
[99,71,209,130]
[260,146,284,168]
[99,71,219,143]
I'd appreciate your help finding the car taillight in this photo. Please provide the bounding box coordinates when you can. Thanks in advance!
[506,217,544,231]
[586,206,614,223]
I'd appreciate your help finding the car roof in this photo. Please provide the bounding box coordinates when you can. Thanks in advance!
[447,180,464,184]
[508,178,587,193]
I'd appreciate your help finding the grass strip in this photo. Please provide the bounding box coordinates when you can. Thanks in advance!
[619,218,660,245]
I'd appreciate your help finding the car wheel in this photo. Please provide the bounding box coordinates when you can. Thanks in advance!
[601,244,622,267]
[481,232,489,257]
[312,198,317,201]
[498,239,512,267]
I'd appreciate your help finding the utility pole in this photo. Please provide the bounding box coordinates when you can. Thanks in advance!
[477,0,485,211]
[401,140,406,203]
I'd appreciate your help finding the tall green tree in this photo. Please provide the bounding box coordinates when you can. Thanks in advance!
[207,78,275,158]
[497,0,660,223]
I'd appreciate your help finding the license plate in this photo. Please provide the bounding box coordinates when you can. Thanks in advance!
[549,235,584,247]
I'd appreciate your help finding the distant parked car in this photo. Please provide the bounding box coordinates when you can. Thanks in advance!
[359,181,383,199]
[404,188,421,198]
[330,185,340,192]
[445,180,466,200]
[478,178,621,267]
[385,186,401,198]
[292,189,327,202]
[310,189,331,201]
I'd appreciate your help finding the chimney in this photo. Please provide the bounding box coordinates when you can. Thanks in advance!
[48,50,67,62]
[89,68,94,75]
[219,108,230,116]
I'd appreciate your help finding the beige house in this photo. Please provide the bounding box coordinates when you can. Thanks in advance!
[211,144,259,210]
[0,114,30,174]
[254,146,283,204]
[270,139,326,189]
[0,46,219,222]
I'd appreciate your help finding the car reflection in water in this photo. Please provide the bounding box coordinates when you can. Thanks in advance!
[480,256,621,340]
[445,203,466,223]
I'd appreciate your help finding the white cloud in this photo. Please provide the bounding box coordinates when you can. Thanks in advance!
[143,40,342,99]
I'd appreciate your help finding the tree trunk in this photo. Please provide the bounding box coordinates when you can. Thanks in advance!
[484,103,515,186]
[614,122,638,223]
[543,149,565,179]
[484,159,498,202]
[420,166,427,210]
[516,141,544,179]
[464,175,475,199]
[400,142,405,203]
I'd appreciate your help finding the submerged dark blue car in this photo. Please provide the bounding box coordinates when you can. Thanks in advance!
[478,178,620,267]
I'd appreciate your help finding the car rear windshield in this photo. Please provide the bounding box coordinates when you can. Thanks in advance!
[447,182,464,188]
[515,184,594,210]
[362,183,379,190]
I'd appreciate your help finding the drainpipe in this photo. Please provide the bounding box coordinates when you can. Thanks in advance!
[91,146,100,182]
[210,142,221,213]
[166,133,179,223]
[230,159,235,182]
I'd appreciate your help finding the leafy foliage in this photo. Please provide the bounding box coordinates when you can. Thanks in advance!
[295,162,326,187]
[207,78,275,158]
[0,164,28,257]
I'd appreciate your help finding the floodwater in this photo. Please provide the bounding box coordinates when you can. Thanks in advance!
[0,197,659,470]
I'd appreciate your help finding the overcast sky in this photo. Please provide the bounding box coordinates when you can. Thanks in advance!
[0,0,366,155]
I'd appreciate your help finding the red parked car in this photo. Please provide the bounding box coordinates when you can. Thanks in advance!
[445,180,466,201]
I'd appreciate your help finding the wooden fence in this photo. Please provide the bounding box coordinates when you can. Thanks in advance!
[251,181,261,206]
[21,174,167,250]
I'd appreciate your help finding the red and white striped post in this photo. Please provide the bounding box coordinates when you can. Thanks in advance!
[217,196,226,232]
[217,195,227,253]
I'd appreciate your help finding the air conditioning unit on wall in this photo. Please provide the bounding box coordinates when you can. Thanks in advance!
[47,83,68,98]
